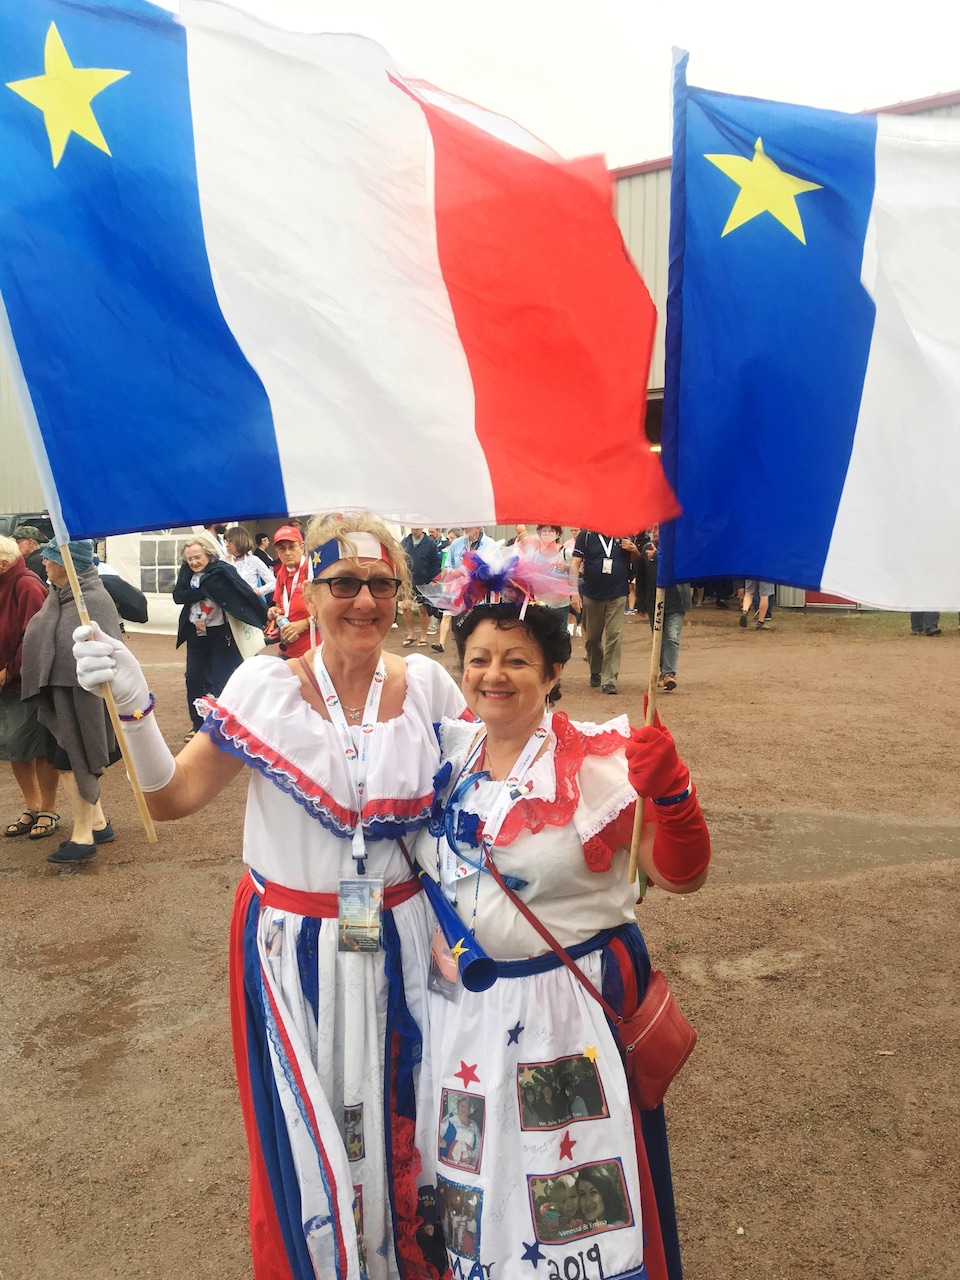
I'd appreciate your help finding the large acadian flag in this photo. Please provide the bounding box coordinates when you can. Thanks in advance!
[0,0,677,542]
[659,54,960,610]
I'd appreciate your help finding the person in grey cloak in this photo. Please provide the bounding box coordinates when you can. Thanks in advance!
[20,539,123,864]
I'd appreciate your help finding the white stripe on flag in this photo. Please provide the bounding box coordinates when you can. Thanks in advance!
[183,4,496,523]
[822,112,960,610]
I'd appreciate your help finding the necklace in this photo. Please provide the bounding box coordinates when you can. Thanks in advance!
[343,705,364,721]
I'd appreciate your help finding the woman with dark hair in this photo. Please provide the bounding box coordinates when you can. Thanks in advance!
[577,1163,630,1227]
[224,524,276,601]
[415,546,711,1280]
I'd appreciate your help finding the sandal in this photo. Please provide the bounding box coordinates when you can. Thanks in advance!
[29,812,61,840]
[402,637,416,647]
[431,643,444,653]
[418,639,429,647]
[5,809,39,837]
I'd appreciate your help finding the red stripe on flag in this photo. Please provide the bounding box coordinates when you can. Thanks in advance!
[412,90,679,534]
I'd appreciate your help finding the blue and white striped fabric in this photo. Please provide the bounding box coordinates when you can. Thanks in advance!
[660,55,960,610]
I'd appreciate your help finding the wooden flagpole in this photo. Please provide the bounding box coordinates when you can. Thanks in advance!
[627,585,665,885]
[60,543,158,844]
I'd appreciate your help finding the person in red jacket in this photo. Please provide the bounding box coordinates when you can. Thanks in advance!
[0,536,60,840]
[267,524,314,659]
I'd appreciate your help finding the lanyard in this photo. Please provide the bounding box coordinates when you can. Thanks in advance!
[281,556,305,614]
[440,712,551,897]
[314,646,387,874]
[595,534,614,558]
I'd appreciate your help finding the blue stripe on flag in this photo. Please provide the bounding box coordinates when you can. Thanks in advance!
[0,0,284,538]
[660,63,878,589]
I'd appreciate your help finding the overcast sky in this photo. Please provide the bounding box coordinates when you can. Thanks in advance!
[165,0,960,166]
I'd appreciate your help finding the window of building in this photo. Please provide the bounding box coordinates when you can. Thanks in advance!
[138,530,197,595]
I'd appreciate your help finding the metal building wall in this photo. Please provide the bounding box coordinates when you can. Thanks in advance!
[611,95,960,395]
[613,164,671,392]
[0,345,44,513]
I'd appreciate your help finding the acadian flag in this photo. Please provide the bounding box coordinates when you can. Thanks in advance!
[659,54,960,610]
[0,0,677,541]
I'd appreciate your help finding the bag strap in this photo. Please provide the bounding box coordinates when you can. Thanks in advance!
[483,855,621,1025]
[398,836,620,1025]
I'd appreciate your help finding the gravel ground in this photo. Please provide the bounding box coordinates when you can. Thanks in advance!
[1,606,958,1279]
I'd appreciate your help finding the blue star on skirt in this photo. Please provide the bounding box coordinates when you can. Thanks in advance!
[507,1020,524,1045]
[521,1240,545,1268]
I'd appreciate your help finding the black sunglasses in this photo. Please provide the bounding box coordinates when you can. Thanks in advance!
[314,576,402,599]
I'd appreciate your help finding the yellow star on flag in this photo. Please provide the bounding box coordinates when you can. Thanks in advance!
[7,22,129,168]
[449,937,469,961]
[582,1044,599,1063]
[705,137,821,244]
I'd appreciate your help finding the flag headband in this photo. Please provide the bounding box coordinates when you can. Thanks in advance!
[420,546,570,618]
[310,533,397,578]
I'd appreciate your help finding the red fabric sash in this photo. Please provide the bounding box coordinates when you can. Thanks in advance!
[252,872,421,916]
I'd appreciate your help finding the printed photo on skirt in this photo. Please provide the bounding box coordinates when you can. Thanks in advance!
[437,1176,483,1260]
[438,1089,485,1173]
[517,1054,609,1130]
[428,922,458,1000]
[528,1159,634,1244]
[344,1103,364,1161]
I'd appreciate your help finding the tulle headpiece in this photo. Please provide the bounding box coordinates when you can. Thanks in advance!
[420,544,570,618]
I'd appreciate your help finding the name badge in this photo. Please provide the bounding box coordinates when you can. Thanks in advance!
[601,557,614,574]
[338,877,384,953]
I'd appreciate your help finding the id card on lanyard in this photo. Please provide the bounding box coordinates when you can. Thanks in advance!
[596,534,615,575]
[314,648,389,952]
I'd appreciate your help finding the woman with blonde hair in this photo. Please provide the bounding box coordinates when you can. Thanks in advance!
[73,512,466,1280]
[172,532,268,740]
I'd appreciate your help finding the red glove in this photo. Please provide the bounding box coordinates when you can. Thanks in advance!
[625,717,687,800]
[627,714,711,885]
[649,786,711,884]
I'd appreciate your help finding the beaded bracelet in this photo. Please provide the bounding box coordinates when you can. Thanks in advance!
[652,778,692,807]
[118,692,156,722]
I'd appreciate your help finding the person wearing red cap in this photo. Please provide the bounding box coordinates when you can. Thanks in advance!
[268,524,312,658]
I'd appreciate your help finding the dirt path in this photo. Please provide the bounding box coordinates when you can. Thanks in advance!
[2,608,958,1278]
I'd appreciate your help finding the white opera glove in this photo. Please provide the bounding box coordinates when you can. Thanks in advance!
[73,622,149,714]
[72,622,175,792]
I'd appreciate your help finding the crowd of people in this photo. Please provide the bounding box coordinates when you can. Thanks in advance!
[1,531,149,862]
[2,513,776,870]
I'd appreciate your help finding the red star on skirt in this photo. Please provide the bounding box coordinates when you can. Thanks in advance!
[454,1061,480,1087]
[559,1129,577,1161]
